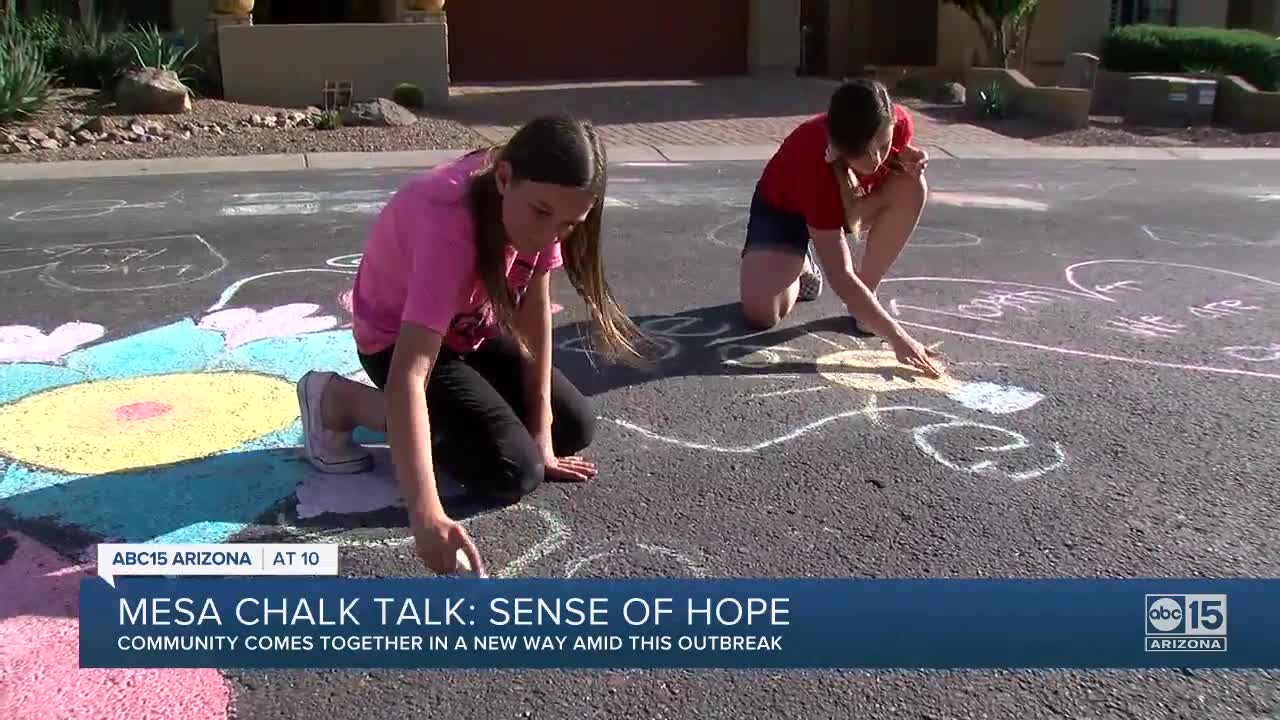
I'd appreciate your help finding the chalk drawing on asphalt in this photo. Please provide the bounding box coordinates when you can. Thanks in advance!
[286,501,708,580]
[208,267,356,312]
[1223,344,1280,363]
[326,253,363,268]
[0,235,228,292]
[929,192,1049,212]
[0,300,358,546]
[8,199,170,222]
[706,216,984,252]
[884,259,1280,380]
[561,312,1062,483]
[1139,225,1261,247]
[0,530,232,720]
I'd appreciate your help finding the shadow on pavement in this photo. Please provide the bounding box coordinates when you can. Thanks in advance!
[552,301,872,398]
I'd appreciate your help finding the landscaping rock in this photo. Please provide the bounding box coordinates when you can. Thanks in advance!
[114,68,192,115]
[341,98,417,127]
[74,129,97,144]
[51,127,71,143]
[83,116,116,134]
[25,128,48,142]
[38,138,61,150]
[937,82,966,105]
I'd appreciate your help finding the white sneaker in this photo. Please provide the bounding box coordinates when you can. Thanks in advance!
[297,371,374,474]
[798,244,824,301]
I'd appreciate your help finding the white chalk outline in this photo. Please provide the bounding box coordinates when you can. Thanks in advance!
[208,268,355,312]
[8,199,169,222]
[604,404,1065,482]
[283,502,704,579]
[2,235,228,292]
[885,259,1280,380]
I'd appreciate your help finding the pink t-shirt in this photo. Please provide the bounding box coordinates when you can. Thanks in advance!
[351,151,563,356]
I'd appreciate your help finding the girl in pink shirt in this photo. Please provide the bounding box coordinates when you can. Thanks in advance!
[295,116,644,576]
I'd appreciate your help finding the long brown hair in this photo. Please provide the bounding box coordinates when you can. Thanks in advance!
[826,79,893,236]
[467,115,646,365]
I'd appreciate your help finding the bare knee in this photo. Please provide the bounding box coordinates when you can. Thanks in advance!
[741,299,781,330]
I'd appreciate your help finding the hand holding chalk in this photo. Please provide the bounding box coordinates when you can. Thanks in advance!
[414,517,486,577]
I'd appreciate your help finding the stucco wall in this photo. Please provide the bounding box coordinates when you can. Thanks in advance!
[1179,0,1229,27]
[217,22,449,108]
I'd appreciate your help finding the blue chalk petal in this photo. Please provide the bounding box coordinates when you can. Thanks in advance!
[208,330,361,383]
[0,363,85,405]
[151,521,250,545]
[64,319,226,380]
[0,462,77,500]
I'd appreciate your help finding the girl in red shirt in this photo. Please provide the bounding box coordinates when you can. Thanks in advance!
[739,78,942,377]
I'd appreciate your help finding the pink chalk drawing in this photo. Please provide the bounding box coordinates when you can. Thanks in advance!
[0,532,230,720]
[198,303,338,349]
[0,322,105,363]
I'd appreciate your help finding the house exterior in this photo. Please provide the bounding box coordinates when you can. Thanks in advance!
[45,0,1280,105]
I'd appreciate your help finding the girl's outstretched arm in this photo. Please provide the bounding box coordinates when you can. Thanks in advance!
[385,323,486,575]
[809,227,943,376]
[514,271,597,482]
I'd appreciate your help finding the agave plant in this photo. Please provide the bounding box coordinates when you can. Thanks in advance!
[125,24,202,87]
[0,34,52,122]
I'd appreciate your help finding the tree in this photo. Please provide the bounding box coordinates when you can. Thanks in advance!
[943,0,1043,69]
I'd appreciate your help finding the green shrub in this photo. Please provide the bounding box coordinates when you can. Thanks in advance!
[977,81,1012,121]
[1101,24,1280,91]
[315,109,342,130]
[54,14,133,89]
[0,11,67,77]
[0,35,53,122]
[392,82,425,109]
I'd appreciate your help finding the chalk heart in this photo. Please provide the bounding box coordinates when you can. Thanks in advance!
[883,260,1280,379]
[198,303,338,349]
[0,322,105,363]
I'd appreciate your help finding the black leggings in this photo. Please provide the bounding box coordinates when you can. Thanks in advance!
[358,336,595,502]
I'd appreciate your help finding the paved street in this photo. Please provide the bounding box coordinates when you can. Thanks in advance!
[2,157,1279,718]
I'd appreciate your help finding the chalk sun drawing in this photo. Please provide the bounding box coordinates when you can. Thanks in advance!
[0,303,360,545]
[883,259,1280,380]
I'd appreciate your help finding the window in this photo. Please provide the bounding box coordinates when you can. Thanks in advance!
[1110,0,1179,27]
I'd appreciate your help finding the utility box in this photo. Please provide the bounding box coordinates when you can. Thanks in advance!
[1125,75,1218,126]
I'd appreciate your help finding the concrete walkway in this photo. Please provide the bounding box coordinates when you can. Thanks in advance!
[2,143,1280,182]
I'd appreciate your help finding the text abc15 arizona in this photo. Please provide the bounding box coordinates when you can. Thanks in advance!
[1145,594,1227,652]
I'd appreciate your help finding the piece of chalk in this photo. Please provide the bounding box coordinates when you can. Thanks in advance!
[455,548,473,574]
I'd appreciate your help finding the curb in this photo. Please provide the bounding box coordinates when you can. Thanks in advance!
[2,143,1280,182]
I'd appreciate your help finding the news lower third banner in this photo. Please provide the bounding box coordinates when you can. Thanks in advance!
[79,555,1279,670]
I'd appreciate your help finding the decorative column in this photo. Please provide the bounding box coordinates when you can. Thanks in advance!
[206,2,255,96]
[400,0,445,23]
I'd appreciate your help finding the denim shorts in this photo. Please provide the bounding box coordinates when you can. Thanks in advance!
[741,189,811,258]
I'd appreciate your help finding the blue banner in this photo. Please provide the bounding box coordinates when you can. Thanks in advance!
[79,578,1271,669]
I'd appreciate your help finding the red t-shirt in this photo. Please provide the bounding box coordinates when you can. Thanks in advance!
[756,105,914,231]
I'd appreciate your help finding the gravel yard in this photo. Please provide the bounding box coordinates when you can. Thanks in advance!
[0,89,486,164]
[907,100,1280,148]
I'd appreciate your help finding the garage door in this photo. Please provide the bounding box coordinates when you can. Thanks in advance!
[446,0,749,82]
